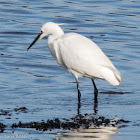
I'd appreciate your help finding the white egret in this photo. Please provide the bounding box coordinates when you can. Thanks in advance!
[27,22,121,101]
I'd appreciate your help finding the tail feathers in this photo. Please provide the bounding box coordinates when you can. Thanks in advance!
[100,66,121,86]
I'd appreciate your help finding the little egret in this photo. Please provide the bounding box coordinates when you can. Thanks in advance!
[27,22,121,101]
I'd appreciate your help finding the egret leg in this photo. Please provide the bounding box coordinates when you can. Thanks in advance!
[75,78,81,114]
[76,78,81,102]
[92,79,98,103]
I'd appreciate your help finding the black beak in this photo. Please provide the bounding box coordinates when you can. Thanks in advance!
[27,32,42,51]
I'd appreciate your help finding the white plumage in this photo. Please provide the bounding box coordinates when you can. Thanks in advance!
[27,22,121,99]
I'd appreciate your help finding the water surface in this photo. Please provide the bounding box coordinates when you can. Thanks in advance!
[0,0,140,139]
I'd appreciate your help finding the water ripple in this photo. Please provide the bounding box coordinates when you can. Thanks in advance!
[0,0,140,139]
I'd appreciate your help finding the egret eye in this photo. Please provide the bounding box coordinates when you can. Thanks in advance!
[40,30,43,34]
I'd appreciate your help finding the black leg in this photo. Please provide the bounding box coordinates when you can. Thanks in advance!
[75,78,81,114]
[92,79,98,103]
[92,79,98,96]
[76,78,81,102]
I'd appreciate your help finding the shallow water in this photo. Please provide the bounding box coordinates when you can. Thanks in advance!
[0,0,140,139]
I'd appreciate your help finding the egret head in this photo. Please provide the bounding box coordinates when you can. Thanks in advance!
[27,22,64,50]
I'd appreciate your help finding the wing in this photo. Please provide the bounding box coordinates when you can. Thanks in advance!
[55,33,121,85]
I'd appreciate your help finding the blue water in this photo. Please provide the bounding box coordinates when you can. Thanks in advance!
[0,0,140,139]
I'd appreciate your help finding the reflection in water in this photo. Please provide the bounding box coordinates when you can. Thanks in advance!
[77,100,81,115]
[67,93,120,140]
[93,96,98,114]
[0,0,139,139]
[55,126,117,140]
[77,92,98,115]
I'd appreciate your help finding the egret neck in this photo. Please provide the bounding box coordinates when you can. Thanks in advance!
[44,23,64,44]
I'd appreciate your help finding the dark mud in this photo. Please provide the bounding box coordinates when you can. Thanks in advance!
[0,123,6,133]
[100,91,131,94]
[0,107,130,133]
[0,109,11,116]
[11,115,129,132]
[14,107,28,113]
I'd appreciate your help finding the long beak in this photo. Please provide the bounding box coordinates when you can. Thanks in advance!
[27,32,42,51]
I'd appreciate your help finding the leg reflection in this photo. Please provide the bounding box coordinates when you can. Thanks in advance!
[77,92,98,115]
[77,97,81,115]
[94,95,98,114]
